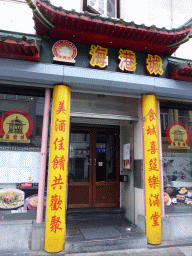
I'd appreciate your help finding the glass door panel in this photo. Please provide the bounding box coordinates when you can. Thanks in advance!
[68,132,91,208]
[94,131,119,208]
[68,132,90,182]
[96,133,116,182]
[67,126,119,209]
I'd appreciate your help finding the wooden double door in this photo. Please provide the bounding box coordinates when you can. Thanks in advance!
[68,125,120,208]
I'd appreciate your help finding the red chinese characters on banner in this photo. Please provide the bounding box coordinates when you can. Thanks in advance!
[150,212,161,226]
[49,98,68,234]
[54,137,65,150]
[50,216,63,233]
[147,141,158,154]
[55,118,66,132]
[51,174,64,190]
[56,101,66,115]
[52,155,65,170]
[146,125,157,136]
[149,158,158,171]
[118,49,137,73]
[146,54,164,76]
[89,45,108,69]
[148,175,160,189]
[146,109,156,122]
[50,194,62,211]
[149,194,160,207]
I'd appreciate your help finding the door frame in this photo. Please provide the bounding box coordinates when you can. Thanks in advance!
[68,124,120,208]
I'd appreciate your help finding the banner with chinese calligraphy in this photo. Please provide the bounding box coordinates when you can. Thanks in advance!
[44,85,71,253]
[142,94,162,244]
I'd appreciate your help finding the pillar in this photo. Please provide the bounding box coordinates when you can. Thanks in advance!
[36,88,51,223]
[44,85,71,253]
[142,94,162,244]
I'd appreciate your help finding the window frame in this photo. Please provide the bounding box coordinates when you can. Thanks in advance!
[83,0,120,19]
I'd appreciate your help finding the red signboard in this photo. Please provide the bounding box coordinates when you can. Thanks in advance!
[20,182,33,188]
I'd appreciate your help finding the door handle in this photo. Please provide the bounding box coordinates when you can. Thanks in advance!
[89,158,92,166]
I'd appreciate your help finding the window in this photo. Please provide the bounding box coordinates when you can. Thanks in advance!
[0,92,46,219]
[84,0,120,18]
[160,112,169,132]
[161,106,192,213]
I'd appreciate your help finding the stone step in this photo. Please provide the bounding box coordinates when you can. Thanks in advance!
[66,210,147,253]
[67,208,125,220]
[65,235,147,254]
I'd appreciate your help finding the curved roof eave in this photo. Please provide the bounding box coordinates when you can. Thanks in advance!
[26,0,192,55]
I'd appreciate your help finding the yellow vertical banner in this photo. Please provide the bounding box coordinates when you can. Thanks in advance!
[44,85,71,253]
[142,94,162,245]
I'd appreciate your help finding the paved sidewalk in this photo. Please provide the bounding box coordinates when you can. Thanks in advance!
[1,246,192,256]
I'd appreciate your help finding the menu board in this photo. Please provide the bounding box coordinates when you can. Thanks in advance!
[0,151,41,183]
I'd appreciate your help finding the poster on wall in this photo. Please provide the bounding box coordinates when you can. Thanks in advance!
[0,188,25,210]
[123,143,130,169]
[164,186,192,205]
[0,109,33,143]
[0,188,46,212]
[166,121,190,150]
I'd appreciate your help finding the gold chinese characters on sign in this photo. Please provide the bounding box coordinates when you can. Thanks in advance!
[52,40,164,76]
[118,49,137,73]
[145,54,164,76]
[89,44,108,69]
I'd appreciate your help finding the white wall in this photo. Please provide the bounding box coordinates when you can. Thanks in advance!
[120,122,135,223]
[134,99,145,225]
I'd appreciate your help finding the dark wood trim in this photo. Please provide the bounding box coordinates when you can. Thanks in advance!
[68,125,120,208]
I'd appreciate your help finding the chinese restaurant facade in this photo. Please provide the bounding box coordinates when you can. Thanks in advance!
[1,0,192,253]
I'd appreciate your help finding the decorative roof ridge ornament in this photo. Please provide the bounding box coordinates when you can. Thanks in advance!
[26,0,54,29]
[167,30,192,49]
[169,59,192,81]
[0,34,39,45]
[0,32,40,62]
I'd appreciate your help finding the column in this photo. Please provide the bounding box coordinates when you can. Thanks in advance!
[36,88,51,223]
[44,85,71,253]
[142,94,162,244]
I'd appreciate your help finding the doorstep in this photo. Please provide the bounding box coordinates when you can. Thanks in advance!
[65,209,147,254]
